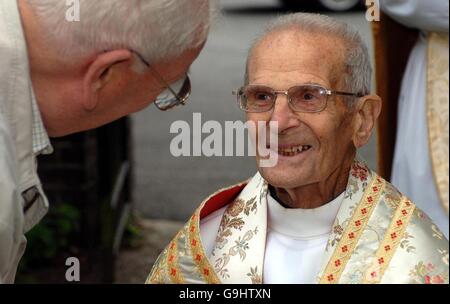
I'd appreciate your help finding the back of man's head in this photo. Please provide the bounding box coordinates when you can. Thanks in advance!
[27,0,219,63]
[22,0,220,137]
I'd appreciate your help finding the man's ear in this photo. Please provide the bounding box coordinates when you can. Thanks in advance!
[352,94,382,148]
[82,49,132,111]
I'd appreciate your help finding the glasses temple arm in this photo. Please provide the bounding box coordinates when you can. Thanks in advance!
[133,50,183,101]
[329,90,365,98]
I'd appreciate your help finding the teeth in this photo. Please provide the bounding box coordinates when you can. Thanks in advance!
[277,145,311,155]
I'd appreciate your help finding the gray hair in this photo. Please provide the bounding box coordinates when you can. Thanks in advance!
[27,0,219,63]
[245,13,372,96]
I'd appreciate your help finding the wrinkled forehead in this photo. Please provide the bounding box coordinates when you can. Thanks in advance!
[248,29,346,84]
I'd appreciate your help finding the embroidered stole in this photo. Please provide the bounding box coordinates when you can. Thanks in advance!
[426,32,449,214]
[147,158,429,284]
[208,159,415,284]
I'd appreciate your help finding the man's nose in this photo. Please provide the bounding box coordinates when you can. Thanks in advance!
[269,93,300,132]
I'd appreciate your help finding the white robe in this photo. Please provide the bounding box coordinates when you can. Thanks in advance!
[380,0,449,238]
[200,192,344,284]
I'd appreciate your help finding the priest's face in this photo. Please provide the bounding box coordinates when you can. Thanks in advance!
[246,30,357,190]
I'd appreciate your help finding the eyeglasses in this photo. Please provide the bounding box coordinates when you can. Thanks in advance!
[133,51,191,111]
[233,84,364,113]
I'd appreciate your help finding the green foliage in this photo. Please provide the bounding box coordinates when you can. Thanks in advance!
[18,203,80,273]
[122,214,144,249]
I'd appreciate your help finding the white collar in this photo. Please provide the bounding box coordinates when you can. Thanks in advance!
[267,191,344,240]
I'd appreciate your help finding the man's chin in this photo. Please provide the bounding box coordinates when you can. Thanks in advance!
[258,166,312,189]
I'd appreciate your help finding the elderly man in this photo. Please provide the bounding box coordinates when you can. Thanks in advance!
[148,13,449,284]
[0,0,217,283]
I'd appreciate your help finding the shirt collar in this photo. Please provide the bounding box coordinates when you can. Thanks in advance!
[31,90,53,155]
[267,191,345,239]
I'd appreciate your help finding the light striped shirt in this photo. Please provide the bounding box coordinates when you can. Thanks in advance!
[31,92,53,155]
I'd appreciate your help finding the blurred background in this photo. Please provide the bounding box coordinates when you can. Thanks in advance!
[18,0,376,283]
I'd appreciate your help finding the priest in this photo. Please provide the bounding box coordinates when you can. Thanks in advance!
[147,13,449,284]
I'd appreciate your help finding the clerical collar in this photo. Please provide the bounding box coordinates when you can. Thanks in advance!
[267,190,345,240]
[268,185,291,208]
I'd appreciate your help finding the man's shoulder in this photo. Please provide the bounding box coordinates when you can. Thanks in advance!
[197,179,250,220]
[378,179,449,283]
[376,174,448,248]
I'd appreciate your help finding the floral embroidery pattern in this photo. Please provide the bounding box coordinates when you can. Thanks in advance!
[327,219,348,249]
[351,162,369,182]
[414,208,428,220]
[327,159,370,253]
[147,248,168,284]
[362,196,415,283]
[258,179,269,201]
[399,231,416,253]
[409,261,448,284]
[214,228,259,279]
[345,164,369,200]
[243,196,258,216]
[213,197,257,251]
[227,199,245,217]
[149,157,449,284]
[247,266,262,284]
[426,32,449,215]
[207,174,268,284]
[344,179,363,200]
[431,225,444,240]
[166,232,184,283]
[438,249,449,266]
[319,176,385,284]
[188,213,221,284]
[383,185,403,209]
[214,212,245,250]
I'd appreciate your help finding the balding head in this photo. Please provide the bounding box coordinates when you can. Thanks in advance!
[245,13,372,97]
[248,28,348,93]
[27,0,219,63]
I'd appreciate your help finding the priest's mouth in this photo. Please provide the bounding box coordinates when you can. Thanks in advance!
[267,144,313,157]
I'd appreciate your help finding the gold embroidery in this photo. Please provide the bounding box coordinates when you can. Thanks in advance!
[363,196,416,283]
[166,232,184,284]
[146,248,168,284]
[427,32,449,214]
[319,175,385,284]
[188,212,221,284]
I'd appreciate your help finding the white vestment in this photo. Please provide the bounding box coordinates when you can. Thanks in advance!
[148,160,449,284]
[200,192,344,283]
[380,0,449,238]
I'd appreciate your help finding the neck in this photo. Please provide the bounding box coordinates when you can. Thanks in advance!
[274,153,355,209]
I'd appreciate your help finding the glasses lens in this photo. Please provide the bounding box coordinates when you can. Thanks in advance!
[239,85,275,112]
[289,85,327,112]
[154,75,191,111]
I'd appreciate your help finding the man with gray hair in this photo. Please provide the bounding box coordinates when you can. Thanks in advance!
[0,0,217,283]
[148,13,448,284]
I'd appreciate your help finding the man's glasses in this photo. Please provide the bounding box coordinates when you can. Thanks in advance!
[233,84,364,113]
[133,51,191,111]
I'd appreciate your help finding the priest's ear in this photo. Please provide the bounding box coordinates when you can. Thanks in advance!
[352,94,382,148]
